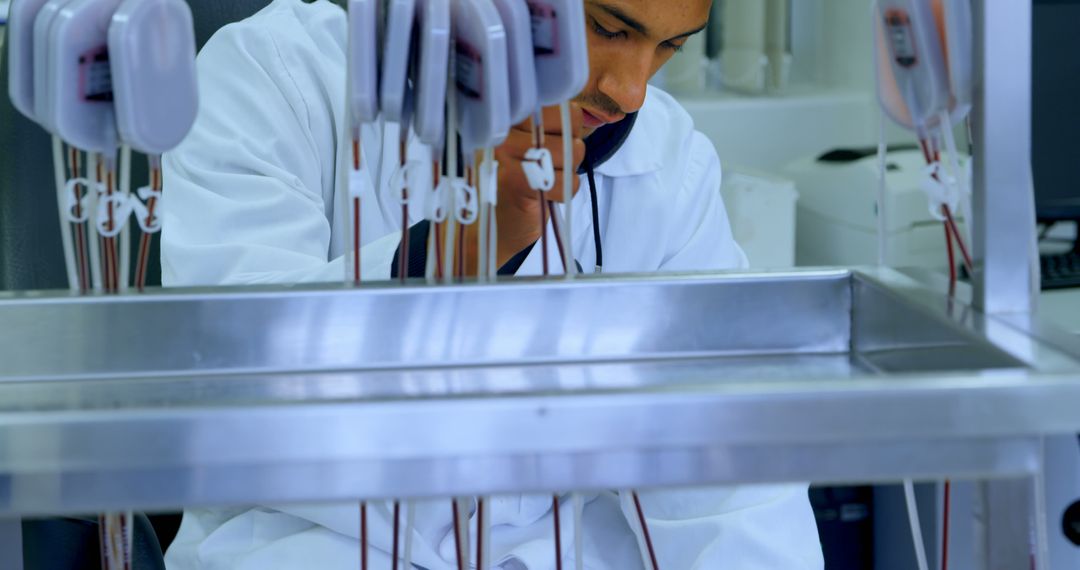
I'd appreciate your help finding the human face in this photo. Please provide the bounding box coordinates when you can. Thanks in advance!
[575,0,712,135]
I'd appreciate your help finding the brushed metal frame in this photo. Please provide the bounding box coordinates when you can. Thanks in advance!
[0,270,1076,523]
[0,1,1065,568]
[970,1,1046,566]
[0,270,855,381]
[971,0,1039,316]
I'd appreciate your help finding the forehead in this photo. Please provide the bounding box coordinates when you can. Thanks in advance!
[586,0,712,37]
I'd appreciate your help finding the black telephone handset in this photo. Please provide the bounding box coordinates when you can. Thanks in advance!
[576,112,637,272]
[579,112,638,174]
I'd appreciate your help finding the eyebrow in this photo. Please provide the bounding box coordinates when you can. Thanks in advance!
[592,2,709,42]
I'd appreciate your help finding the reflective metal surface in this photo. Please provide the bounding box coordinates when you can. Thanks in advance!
[0,269,1076,517]
[0,270,853,380]
[971,0,1040,316]
[0,3,1060,568]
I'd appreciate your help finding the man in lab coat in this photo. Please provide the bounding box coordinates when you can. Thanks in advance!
[161,0,824,568]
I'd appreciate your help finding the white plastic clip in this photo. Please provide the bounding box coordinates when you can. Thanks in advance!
[63,178,97,223]
[390,161,426,206]
[348,166,374,199]
[430,178,450,223]
[95,193,134,238]
[921,162,962,220]
[522,148,555,191]
[129,185,163,233]
[454,179,479,225]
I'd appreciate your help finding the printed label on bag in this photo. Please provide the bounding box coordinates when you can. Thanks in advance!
[527,1,559,56]
[78,46,113,102]
[455,40,484,100]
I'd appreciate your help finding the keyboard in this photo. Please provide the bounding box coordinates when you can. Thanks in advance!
[1041,251,1080,290]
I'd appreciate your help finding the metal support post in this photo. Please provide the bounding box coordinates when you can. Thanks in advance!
[971,0,1039,315]
[979,478,1037,570]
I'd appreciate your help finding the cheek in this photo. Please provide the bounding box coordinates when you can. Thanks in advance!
[584,36,619,91]
[586,37,671,85]
[651,51,678,77]
[585,35,618,73]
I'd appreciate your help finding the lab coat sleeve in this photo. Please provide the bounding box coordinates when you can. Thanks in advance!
[160,21,397,287]
[657,131,750,272]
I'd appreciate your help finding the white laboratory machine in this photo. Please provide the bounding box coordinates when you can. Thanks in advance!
[784,147,968,270]
[720,164,799,269]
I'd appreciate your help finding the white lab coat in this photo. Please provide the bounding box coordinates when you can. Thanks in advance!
[160,1,824,569]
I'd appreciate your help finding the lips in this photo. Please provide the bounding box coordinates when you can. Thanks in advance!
[582,108,622,128]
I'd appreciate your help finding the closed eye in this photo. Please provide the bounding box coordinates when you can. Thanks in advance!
[662,40,686,53]
[591,18,626,40]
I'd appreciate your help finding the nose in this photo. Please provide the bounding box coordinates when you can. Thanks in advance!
[596,50,652,115]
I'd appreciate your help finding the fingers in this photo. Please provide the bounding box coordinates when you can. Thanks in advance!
[494,140,531,195]
[564,103,586,138]
[524,161,582,203]
[512,103,586,138]
[545,168,583,203]
[571,136,586,171]
[498,129,586,171]
[493,139,583,203]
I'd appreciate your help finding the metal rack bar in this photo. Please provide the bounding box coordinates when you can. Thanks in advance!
[0,271,1075,517]
[971,0,1038,315]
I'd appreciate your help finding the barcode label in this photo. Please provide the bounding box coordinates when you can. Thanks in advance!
[455,40,483,100]
[79,47,113,102]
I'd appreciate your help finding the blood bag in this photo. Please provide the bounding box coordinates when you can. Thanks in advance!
[48,0,125,153]
[491,0,538,125]
[411,0,449,146]
[31,0,74,133]
[347,0,380,125]
[380,0,415,124]
[109,0,198,154]
[940,0,973,119]
[873,0,949,131]
[451,0,511,152]
[525,0,588,106]
[7,0,52,122]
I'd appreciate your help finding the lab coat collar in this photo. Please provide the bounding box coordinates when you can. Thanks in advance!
[589,88,665,179]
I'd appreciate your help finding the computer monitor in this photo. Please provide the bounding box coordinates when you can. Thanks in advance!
[1033,0,1080,222]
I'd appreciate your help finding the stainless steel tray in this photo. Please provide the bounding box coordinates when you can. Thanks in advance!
[0,269,1077,517]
